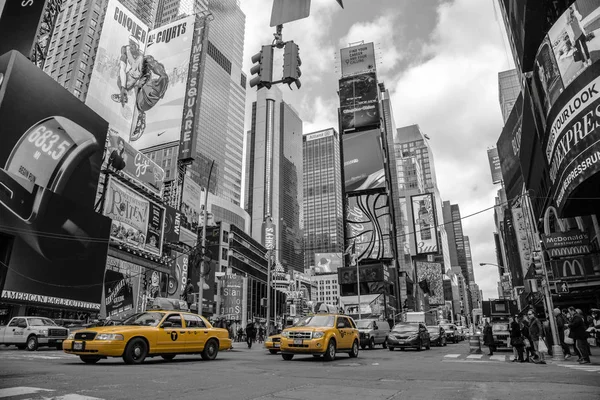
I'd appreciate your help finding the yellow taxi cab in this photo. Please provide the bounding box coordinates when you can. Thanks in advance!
[264,334,282,354]
[63,310,232,364]
[279,311,359,361]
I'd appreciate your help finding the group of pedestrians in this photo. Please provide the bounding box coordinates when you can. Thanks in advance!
[244,320,266,349]
[554,307,598,364]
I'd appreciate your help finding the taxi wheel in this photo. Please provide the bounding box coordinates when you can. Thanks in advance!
[161,355,176,361]
[201,339,219,361]
[123,338,148,364]
[269,350,278,354]
[80,355,101,364]
[282,353,294,360]
[26,336,38,351]
[349,340,359,358]
[369,338,375,350]
[323,340,336,361]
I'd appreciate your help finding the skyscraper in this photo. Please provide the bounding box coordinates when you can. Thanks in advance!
[246,86,304,273]
[154,0,208,27]
[464,236,475,283]
[302,128,344,270]
[498,69,520,123]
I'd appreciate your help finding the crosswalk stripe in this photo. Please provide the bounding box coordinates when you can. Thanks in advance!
[490,355,507,361]
[466,354,483,359]
[444,354,461,358]
[0,387,53,398]
[53,394,104,400]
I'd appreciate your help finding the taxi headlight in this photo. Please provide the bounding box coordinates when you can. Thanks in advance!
[67,333,75,340]
[281,331,289,338]
[96,333,124,341]
[313,332,324,339]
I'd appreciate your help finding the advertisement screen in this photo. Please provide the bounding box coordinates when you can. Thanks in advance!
[129,15,196,150]
[181,175,201,233]
[104,131,165,195]
[339,72,380,132]
[103,177,165,256]
[411,193,438,254]
[163,205,182,244]
[346,193,393,261]
[220,275,243,320]
[103,256,143,319]
[85,0,149,141]
[416,261,444,306]
[487,147,502,184]
[343,129,385,192]
[496,93,524,203]
[313,253,343,275]
[340,42,376,77]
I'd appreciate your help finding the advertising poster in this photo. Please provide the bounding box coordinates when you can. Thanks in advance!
[346,193,393,261]
[104,131,165,195]
[220,275,243,320]
[163,205,182,244]
[339,72,380,131]
[550,255,598,279]
[103,177,165,256]
[411,193,438,254]
[181,175,201,232]
[487,147,503,184]
[534,36,564,115]
[85,0,149,141]
[496,93,524,203]
[179,15,208,161]
[103,256,143,319]
[416,261,444,306]
[313,253,343,275]
[129,15,196,150]
[340,42,376,77]
[343,129,385,192]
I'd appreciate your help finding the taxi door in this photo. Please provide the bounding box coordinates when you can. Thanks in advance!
[335,316,353,350]
[182,314,209,352]
[156,313,186,353]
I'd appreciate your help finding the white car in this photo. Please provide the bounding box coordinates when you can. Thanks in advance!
[0,317,69,351]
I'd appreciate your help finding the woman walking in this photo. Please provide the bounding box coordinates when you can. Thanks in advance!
[483,321,496,356]
[510,316,525,362]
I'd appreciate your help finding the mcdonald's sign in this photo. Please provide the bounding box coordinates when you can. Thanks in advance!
[551,256,596,279]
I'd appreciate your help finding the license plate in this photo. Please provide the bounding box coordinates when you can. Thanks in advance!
[73,342,83,350]
[293,339,303,345]
[274,343,280,348]
[56,339,63,343]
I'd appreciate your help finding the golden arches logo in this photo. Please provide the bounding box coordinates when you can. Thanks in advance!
[562,259,584,277]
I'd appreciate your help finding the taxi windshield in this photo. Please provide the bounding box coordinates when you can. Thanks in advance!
[122,312,164,327]
[296,315,335,327]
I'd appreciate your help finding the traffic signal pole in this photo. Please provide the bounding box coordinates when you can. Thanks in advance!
[539,249,564,361]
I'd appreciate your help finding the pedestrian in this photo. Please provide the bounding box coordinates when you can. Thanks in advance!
[527,310,546,364]
[578,308,593,356]
[554,307,572,359]
[568,307,590,364]
[245,320,256,349]
[520,317,534,361]
[483,321,496,356]
[543,317,553,356]
[591,309,600,346]
[510,316,525,362]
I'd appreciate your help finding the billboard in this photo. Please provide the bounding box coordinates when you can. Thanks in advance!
[103,177,165,256]
[163,205,182,244]
[346,193,393,261]
[220,274,243,320]
[179,15,208,161]
[85,0,149,141]
[415,261,444,306]
[103,256,143,319]
[104,131,165,195]
[411,193,438,254]
[550,255,598,279]
[313,253,343,275]
[487,147,502,184]
[129,15,196,150]
[0,0,47,57]
[181,175,201,233]
[340,42,376,77]
[339,72,380,132]
[338,264,387,296]
[496,92,524,203]
[343,129,385,192]
[542,230,590,249]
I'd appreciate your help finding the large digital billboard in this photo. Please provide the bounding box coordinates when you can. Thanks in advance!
[313,253,343,275]
[339,72,380,132]
[343,129,385,192]
[346,193,393,261]
[340,42,376,77]
[416,261,444,306]
[411,193,438,254]
[181,175,201,233]
[129,15,196,150]
[102,176,165,256]
[85,0,149,141]
[496,93,524,203]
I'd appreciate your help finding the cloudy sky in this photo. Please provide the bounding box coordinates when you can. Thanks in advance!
[239,0,515,300]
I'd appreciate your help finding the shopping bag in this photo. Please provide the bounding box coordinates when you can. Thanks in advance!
[507,336,511,347]
[523,338,531,348]
[538,339,548,353]
[588,337,597,347]
[564,329,574,345]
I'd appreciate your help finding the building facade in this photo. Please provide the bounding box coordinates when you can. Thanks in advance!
[498,69,521,123]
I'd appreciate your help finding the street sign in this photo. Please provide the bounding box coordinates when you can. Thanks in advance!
[556,281,569,294]
[270,0,311,27]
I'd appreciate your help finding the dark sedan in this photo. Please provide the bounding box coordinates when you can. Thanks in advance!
[427,325,447,347]
[387,323,431,351]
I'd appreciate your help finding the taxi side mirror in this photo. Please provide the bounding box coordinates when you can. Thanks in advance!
[161,321,174,328]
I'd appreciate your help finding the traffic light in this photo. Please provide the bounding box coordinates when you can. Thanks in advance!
[249,45,273,90]
[532,254,544,276]
[283,41,302,89]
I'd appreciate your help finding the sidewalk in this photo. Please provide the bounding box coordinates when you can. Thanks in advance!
[546,346,599,366]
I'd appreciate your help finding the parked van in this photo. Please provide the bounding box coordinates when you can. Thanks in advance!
[355,319,390,349]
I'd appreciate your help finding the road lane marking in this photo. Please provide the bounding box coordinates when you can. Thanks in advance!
[444,354,461,358]
[0,387,53,398]
[490,355,507,361]
[53,395,104,400]
[466,354,483,359]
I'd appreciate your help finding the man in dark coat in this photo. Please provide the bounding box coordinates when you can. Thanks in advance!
[527,310,546,364]
[483,321,495,356]
[554,308,572,358]
[568,307,590,364]
[245,320,256,349]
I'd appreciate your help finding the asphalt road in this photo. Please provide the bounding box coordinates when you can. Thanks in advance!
[1,340,599,399]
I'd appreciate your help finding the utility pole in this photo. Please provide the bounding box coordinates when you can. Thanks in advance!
[539,248,564,361]
[197,160,214,316]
